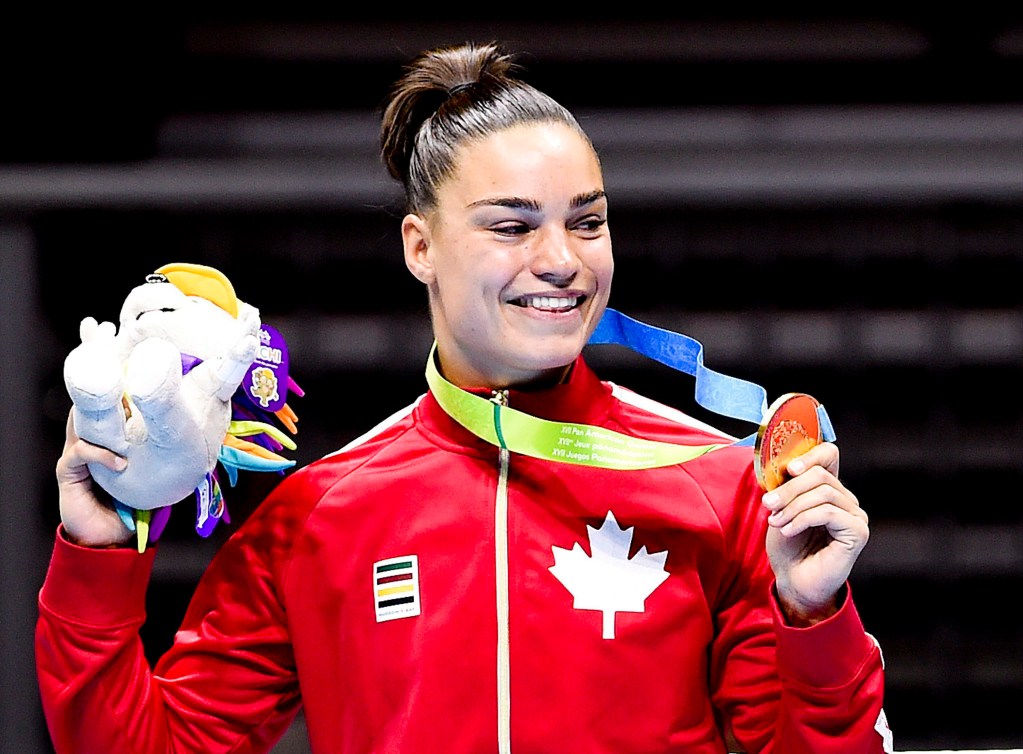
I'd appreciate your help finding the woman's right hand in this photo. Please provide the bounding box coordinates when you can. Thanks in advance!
[56,410,134,547]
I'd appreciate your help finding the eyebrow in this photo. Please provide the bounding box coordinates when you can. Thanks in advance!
[571,190,607,210]
[466,190,607,212]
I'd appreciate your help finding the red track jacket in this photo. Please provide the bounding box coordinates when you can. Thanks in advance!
[36,356,891,753]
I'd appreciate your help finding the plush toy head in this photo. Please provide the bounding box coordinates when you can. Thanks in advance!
[63,263,301,550]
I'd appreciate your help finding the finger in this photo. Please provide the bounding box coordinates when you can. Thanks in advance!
[772,502,870,552]
[63,406,128,468]
[768,488,868,533]
[766,459,857,509]
[57,437,126,484]
[64,409,79,445]
[765,472,865,524]
[77,440,127,471]
[785,441,840,478]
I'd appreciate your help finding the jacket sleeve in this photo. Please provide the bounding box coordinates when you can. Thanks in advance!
[35,524,301,754]
[708,468,892,754]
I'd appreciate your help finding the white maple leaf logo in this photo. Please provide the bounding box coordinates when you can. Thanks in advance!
[549,510,670,639]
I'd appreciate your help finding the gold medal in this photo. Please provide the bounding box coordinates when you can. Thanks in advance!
[754,393,823,491]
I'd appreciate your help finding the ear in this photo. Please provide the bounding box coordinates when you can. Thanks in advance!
[402,213,436,285]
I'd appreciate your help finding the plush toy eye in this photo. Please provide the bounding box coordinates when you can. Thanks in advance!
[135,308,176,321]
[145,273,169,284]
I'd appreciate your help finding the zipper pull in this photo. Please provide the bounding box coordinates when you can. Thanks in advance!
[489,390,510,451]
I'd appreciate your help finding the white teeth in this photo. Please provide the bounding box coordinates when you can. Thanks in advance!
[523,295,579,310]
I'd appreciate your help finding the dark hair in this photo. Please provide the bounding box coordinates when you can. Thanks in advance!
[380,41,593,213]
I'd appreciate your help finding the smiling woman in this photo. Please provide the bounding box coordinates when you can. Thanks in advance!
[36,40,890,754]
[380,43,614,389]
[399,122,613,388]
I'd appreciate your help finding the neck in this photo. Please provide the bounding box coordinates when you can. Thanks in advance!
[433,348,575,392]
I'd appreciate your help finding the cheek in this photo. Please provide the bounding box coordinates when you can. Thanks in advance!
[433,262,495,326]
[586,243,615,285]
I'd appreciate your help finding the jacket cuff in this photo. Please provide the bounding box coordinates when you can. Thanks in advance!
[772,582,877,688]
[37,525,155,626]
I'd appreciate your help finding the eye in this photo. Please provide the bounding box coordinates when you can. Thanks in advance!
[135,307,176,321]
[491,221,532,236]
[573,215,608,234]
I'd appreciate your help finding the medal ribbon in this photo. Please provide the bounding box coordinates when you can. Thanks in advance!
[425,307,835,471]
[589,308,835,439]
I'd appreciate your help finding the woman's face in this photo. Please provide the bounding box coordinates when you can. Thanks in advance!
[402,122,613,389]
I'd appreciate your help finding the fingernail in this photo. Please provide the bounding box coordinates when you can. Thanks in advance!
[762,492,779,509]
[113,457,127,471]
[788,459,805,474]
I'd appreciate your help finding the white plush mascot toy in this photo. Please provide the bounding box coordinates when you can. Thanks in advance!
[64,262,301,551]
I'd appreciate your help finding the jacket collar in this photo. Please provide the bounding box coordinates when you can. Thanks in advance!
[417,355,614,451]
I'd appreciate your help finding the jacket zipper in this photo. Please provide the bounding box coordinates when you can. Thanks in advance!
[491,389,512,753]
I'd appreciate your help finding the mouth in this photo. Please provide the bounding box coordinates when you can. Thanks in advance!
[508,294,585,313]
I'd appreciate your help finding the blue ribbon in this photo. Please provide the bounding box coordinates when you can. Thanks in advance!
[588,308,836,443]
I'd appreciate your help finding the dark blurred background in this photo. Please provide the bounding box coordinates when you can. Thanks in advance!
[4,11,1023,753]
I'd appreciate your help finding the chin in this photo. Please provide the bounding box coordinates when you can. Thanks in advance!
[513,338,584,373]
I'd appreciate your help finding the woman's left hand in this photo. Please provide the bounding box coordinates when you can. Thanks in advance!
[761,441,869,626]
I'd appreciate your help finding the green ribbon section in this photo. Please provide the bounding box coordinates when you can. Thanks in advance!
[425,344,730,470]
[228,419,297,450]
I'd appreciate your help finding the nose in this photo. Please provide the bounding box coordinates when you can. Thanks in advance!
[530,227,579,287]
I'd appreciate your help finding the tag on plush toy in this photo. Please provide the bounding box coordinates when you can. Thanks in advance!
[246,324,290,413]
[63,262,303,553]
[195,472,228,538]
